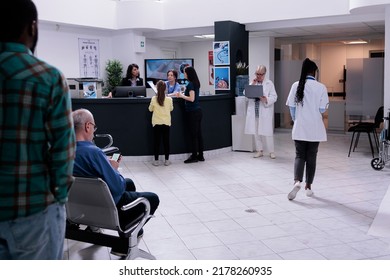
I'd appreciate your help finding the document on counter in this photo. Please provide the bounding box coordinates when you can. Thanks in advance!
[147,81,157,94]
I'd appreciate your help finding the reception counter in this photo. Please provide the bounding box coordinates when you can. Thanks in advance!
[72,94,234,156]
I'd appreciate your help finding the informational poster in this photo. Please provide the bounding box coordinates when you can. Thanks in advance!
[82,82,97,98]
[213,41,230,65]
[78,38,100,78]
[208,50,214,85]
[214,67,230,90]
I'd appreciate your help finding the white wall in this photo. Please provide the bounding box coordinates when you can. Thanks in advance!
[37,23,113,79]
[36,22,213,91]
[249,37,275,82]
[181,41,214,93]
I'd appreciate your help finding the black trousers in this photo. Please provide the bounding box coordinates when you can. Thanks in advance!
[153,124,170,160]
[294,140,320,185]
[116,178,160,229]
[187,108,204,157]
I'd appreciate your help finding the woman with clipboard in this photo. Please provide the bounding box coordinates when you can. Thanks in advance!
[244,65,278,159]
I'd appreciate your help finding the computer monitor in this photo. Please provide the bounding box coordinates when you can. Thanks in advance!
[113,86,147,98]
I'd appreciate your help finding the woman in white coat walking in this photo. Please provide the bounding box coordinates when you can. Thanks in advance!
[285,58,329,200]
[244,65,278,159]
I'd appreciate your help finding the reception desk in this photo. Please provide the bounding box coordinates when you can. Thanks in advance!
[72,94,234,156]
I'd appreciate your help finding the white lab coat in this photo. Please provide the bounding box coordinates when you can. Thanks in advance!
[244,79,278,136]
[286,78,329,142]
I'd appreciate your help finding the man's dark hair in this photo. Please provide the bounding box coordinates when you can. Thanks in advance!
[0,0,38,42]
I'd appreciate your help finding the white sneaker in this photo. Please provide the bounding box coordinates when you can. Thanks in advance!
[288,182,301,200]
[152,160,159,166]
[164,160,171,166]
[253,151,263,158]
[270,152,276,159]
[306,188,314,197]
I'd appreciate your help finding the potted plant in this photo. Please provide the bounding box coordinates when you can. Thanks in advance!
[235,61,249,96]
[103,59,123,96]
[236,61,249,76]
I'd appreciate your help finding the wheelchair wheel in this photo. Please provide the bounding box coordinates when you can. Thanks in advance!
[371,157,385,170]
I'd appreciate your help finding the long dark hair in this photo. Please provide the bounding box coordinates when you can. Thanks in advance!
[156,80,166,106]
[295,58,318,105]
[184,66,200,88]
[125,63,139,79]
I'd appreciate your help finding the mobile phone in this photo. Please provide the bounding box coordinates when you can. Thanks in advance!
[111,153,121,162]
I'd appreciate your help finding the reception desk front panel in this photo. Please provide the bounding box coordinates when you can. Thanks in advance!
[71,95,234,156]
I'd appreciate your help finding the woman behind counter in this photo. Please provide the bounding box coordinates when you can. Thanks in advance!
[122,63,143,86]
[175,66,204,163]
[165,69,181,97]
[107,63,143,98]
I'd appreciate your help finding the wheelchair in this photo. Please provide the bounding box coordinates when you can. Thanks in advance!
[371,113,390,171]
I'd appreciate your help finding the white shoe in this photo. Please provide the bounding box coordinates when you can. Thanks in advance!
[152,160,159,166]
[253,151,263,158]
[164,160,171,166]
[270,152,276,159]
[288,182,301,200]
[306,188,314,197]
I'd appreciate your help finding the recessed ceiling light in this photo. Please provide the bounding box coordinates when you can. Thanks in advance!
[341,39,368,45]
[194,34,215,39]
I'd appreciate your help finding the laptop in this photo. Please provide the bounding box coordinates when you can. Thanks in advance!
[244,84,263,98]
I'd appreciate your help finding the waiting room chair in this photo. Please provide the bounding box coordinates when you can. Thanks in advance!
[348,106,384,158]
[65,177,155,260]
[94,133,119,155]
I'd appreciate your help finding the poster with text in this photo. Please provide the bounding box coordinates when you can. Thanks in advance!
[213,41,230,65]
[214,67,230,90]
[78,38,100,78]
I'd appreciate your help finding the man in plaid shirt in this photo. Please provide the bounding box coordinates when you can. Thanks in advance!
[0,0,76,259]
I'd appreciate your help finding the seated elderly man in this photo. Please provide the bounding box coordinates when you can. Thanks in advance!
[72,109,159,235]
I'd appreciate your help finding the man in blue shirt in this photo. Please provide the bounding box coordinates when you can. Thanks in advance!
[72,109,159,232]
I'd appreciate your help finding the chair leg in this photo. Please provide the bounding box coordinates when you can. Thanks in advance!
[367,132,374,158]
[373,129,380,153]
[348,131,356,157]
[353,132,361,152]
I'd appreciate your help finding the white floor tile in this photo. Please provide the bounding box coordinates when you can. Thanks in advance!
[64,129,390,260]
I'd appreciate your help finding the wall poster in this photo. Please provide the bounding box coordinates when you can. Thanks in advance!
[78,38,100,78]
[214,67,230,90]
[213,41,230,66]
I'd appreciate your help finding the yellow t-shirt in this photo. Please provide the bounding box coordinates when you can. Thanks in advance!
[148,96,173,126]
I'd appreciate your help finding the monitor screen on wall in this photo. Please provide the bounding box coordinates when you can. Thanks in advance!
[144,58,194,87]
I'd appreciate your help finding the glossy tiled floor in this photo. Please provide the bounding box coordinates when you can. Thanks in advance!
[64,129,390,260]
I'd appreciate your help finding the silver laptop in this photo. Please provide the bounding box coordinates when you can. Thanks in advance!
[244,84,263,98]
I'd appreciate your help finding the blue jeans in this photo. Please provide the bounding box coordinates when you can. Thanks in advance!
[0,202,66,260]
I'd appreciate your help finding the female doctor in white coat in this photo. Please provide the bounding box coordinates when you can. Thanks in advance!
[244,65,278,159]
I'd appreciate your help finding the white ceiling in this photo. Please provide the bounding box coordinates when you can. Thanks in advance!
[143,15,385,45]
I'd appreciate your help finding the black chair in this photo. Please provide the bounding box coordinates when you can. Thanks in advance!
[65,177,156,260]
[348,106,384,158]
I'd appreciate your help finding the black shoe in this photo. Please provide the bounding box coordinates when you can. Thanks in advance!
[184,156,198,164]
[85,226,103,233]
[197,154,205,161]
[137,228,144,238]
